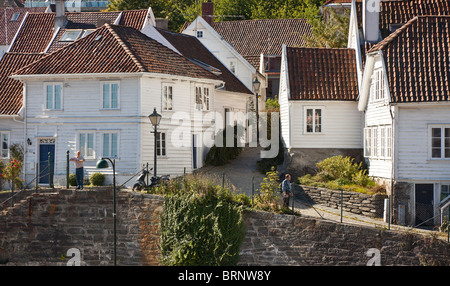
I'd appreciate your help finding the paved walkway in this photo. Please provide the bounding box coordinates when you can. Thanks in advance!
[198,147,450,240]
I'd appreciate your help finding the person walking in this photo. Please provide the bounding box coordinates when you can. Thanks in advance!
[281,173,293,208]
[70,151,85,189]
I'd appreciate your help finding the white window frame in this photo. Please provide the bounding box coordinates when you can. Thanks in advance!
[203,87,210,111]
[156,131,167,157]
[386,126,392,158]
[0,131,10,159]
[44,83,63,111]
[304,107,323,134]
[78,132,95,159]
[162,84,173,111]
[364,127,372,157]
[102,132,119,159]
[196,30,203,38]
[372,127,378,158]
[101,81,120,110]
[371,69,385,102]
[195,85,211,111]
[429,125,450,160]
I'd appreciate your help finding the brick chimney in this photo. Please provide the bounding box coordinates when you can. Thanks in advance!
[202,0,214,25]
[54,0,67,30]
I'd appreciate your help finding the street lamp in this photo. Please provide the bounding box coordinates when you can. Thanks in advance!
[148,108,162,178]
[252,77,261,144]
[96,157,117,266]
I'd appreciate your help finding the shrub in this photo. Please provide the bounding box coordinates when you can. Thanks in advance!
[253,167,281,212]
[158,174,247,266]
[90,172,105,186]
[2,159,23,189]
[205,125,244,166]
[69,173,77,186]
[298,155,385,195]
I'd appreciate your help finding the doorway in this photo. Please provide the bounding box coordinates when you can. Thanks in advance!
[38,142,55,184]
[415,184,434,227]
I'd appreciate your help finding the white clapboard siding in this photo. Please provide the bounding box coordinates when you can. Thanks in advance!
[23,76,142,183]
[290,101,363,149]
[396,105,450,180]
[279,45,291,148]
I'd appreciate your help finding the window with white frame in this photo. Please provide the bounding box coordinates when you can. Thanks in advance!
[156,132,166,157]
[0,131,9,158]
[364,126,392,158]
[102,82,119,109]
[103,133,118,158]
[195,86,210,111]
[431,126,450,159]
[162,84,173,111]
[195,86,202,110]
[364,128,372,157]
[386,126,392,158]
[372,69,385,101]
[79,132,95,159]
[441,184,450,201]
[45,83,63,110]
[372,127,378,157]
[305,107,322,133]
[203,87,210,111]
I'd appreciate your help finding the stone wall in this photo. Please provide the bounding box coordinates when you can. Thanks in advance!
[298,185,387,218]
[0,189,164,266]
[239,210,450,266]
[1,189,450,266]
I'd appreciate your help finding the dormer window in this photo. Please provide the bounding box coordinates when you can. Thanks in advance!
[10,12,20,21]
[59,29,95,42]
[60,30,83,42]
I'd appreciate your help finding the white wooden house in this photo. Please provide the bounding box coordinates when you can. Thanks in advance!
[279,44,362,177]
[358,15,450,227]
[11,23,226,186]
[350,0,450,226]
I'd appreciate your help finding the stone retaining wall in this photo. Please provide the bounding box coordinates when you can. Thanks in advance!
[299,185,387,218]
[1,189,450,266]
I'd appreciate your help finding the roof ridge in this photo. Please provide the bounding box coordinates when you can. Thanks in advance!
[104,23,146,73]
[368,16,419,52]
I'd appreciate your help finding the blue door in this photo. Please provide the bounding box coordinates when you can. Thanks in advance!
[39,144,55,184]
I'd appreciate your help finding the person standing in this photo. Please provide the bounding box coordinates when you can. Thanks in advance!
[70,151,85,189]
[281,173,293,208]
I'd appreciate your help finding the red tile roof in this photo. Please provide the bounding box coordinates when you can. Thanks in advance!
[286,47,358,101]
[156,28,252,95]
[0,52,44,115]
[14,24,220,82]
[368,16,450,103]
[211,19,312,57]
[8,12,55,53]
[0,7,46,45]
[8,10,149,54]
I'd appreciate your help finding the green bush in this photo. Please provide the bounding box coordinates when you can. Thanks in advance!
[90,172,105,186]
[205,125,244,166]
[298,156,383,195]
[69,173,77,186]
[158,174,247,266]
[253,167,282,212]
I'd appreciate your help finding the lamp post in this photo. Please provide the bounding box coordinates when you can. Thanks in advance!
[148,108,162,178]
[252,77,261,144]
[96,157,116,266]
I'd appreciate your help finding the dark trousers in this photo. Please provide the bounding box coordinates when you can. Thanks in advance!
[283,196,290,208]
[76,167,84,189]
